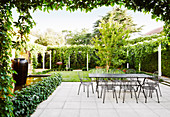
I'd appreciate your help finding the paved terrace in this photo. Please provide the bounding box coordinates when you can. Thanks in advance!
[31,82,170,117]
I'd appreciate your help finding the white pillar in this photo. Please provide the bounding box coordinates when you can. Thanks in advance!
[50,51,51,69]
[87,53,88,71]
[127,63,129,69]
[127,50,129,68]
[68,56,70,68]
[43,52,45,69]
[139,62,141,72]
[158,44,162,76]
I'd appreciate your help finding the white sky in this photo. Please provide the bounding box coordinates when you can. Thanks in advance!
[12,6,164,34]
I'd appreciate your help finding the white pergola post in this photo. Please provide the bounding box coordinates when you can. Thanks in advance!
[127,50,129,68]
[50,50,51,69]
[158,44,162,76]
[139,62,141,72]
[43,52,45,69]
[68,56,70,68]
[87,53,88,71]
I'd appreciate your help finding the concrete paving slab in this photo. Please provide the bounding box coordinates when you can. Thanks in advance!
[31,82,170,117]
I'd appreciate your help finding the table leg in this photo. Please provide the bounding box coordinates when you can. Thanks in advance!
[137,78,146,98]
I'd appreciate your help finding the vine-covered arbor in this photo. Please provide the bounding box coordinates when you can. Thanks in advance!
[126,34,169,76]
[0,0,169,116]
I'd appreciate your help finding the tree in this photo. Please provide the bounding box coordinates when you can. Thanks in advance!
[93,7,142,37]
[34,29,66,46]
[0,0,169,116]
[66,29,92,45]
[92,13,131,72]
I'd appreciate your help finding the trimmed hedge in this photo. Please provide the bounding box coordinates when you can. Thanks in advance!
[141,49,170,77]
[12,73,62,117]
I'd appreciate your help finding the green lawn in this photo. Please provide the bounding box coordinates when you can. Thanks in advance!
[48,71,91,82]
[48,68,125,82]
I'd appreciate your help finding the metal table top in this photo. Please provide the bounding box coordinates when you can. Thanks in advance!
[89,73,153,78]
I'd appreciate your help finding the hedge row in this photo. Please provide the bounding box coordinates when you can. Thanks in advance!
[141,49,170,77]
[12,73,62,117]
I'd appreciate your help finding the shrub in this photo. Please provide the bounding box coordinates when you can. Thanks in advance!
[82,67,87,71]
[141,49,170,77]
[12,73,62,117]
[68,68,73,71]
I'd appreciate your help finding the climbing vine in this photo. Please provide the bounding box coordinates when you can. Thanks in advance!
[0,0,169,116]
[127,34,169,70]
[47,45,96,69]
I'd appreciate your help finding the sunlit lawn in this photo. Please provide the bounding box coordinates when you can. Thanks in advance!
[48,71,91,82]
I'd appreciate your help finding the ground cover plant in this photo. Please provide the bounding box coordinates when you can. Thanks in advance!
[1,0,169,116]
[12,73,62,117]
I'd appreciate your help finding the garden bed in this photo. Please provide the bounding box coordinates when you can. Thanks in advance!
[12,73,62,117]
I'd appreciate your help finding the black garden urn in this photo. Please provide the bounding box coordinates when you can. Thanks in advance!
[12,58,28,86]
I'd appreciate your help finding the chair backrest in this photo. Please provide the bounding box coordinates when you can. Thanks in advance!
[78,72,90,82]
[153,71,160,82]
[78,72,83,82]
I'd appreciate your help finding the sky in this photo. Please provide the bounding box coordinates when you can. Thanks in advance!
[12,6,164,35]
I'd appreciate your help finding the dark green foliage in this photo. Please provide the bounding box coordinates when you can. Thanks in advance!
[32,55,37,69]
[141,49,170,77]
[48,45,98,70]
[12,73,62,117]
[82,67,87,71]
[1,0,169,116]
[127,35,168,71]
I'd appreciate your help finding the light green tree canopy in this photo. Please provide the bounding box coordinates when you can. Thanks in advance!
[33,29,66,46]
[0,0,169,116]
[93,7,142,37]
[66,29,92,45]
[92,13,131,72]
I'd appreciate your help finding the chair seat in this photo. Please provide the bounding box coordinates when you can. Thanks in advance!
[82,82,93,86]
[142,86,156,90]
[146,82,158,85]
[77,72,94,97]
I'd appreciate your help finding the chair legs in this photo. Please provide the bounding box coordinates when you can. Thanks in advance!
[140,88,160,103]
[123,87,138,103]
[78,83,94,98]
[102,86,118,103]
[155,89,160,103]
[91,83,94,94]
[103,87,106,103]
[158,84,162,97]
[123,89,126,103]
[78,84,81,95]
[87,85,89,97]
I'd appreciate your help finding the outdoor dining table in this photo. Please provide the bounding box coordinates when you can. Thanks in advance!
[89,73,154,92]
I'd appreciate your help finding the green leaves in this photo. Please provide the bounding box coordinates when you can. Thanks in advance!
[0,0,169,116]
[92,8,132,71]
[48,45,97,69]
[13,73,62,116]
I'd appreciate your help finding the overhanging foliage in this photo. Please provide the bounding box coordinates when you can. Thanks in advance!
[0,0,169,116]
[127,34,169,70]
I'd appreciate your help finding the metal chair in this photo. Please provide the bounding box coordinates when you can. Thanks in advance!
[77,72,94,97]
[120,78,138,103]
[139,81,160,103]
[146,71,162,96]
[125,69,140,92]
[101,80,118,103]
[138,71,161,103]
[118,69,139,100]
